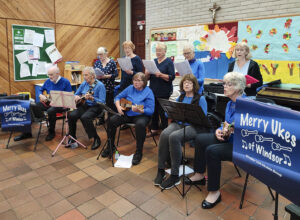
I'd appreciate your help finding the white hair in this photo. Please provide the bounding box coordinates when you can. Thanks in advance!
[83,66,96,78]
[223,72,246,95]
[97,47,108,54]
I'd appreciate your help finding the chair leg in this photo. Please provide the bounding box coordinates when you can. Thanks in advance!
[116,126,121,147]
[6,131,13,149]
[152,135,157,146]
[34,122,42,151]
[61,117,65,136]
[239,173,249,209]
[129,127,136,139]
[234,164,242,177]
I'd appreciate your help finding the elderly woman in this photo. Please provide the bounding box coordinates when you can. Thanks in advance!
[68,67,106,150]
[154,74,208,189]
[94,47,118,110]
[118,41,143,93]
[228,42,263,97]
[183,44,205,94]
[187,72,246,209]
[146,42,175,136]
[101,72,155,165]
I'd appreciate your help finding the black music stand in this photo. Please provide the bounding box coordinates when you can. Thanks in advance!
[158,98,210,198]
[96,102,121,167]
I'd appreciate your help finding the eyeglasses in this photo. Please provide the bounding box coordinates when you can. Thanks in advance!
[223,82,235,87]
[183,81,193,85]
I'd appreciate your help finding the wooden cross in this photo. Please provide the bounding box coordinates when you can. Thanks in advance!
[209,3,221,24]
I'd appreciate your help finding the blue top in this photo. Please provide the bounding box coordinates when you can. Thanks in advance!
[175,95,207,125]
[93,59,118,93]
[119,56,143,92]
[189,58,205,94]
[115,85,155,117]
[40,77,72,97]
[150,58,175,98]
[75,80,106,106]
[233,60,250,76]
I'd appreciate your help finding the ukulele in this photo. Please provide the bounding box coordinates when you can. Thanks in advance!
[120,98,144,111]
[76,81,97,107]
[221,121,234,140]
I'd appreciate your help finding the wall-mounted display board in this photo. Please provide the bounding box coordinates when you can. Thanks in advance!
[238,16,300,84]
[12,24,57,81]
[150,22,238,79]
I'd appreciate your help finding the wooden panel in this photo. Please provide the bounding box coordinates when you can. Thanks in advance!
[0,19,9,94]
[56,24,119,71]
[56,0,119,29]
[0,0,54,22]
[7,20,55,97]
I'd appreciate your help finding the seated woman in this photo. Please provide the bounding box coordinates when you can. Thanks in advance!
[154,74,208,190]
[101,72,155,165]
[187,72,246,209]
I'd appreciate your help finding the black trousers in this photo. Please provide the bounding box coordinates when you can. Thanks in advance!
[150,97,169,131]
[107,114,151,153]
[36,102,65,133]
[194,133,233,191]
[106,91,117,112]
[68,103,102,139]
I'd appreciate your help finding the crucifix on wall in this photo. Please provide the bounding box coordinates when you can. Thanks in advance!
[209,3,221,24]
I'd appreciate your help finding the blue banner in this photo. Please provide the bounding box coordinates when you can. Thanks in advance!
[233,98,300,206]
[0,100,31,132]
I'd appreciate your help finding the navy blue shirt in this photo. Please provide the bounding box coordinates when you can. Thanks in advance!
[149,58,175,98]
[119,55,143,92]
[40,77,72,96]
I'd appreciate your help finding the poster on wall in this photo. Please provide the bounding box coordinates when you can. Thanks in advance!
[150,22,238,79]
[233,98,300,206]
[238,16,300,84]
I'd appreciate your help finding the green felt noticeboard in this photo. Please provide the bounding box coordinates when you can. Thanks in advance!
[12,24,55,81]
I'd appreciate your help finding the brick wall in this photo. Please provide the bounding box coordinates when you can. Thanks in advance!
[145,0,300,58]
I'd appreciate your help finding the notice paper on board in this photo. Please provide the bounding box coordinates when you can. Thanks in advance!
[174,60,193,76]
[45,44,62,64]
[142,60,160,74]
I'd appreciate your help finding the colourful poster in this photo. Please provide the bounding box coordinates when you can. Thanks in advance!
[238,16,300,84]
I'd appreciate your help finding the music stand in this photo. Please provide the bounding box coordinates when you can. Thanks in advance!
[158,98,210,214]
[50,91,87,157]
[96,102,121,167]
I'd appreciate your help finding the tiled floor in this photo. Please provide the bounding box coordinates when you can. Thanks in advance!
[0,120,292,219]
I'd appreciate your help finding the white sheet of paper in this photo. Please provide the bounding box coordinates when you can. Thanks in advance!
[95,68,104,77]
[20,63,31,78]
[37,61,47,75]
[166,165,194,177]
[14,44,31,50]
[33,32,44,47]
[16,51,29,64]
[114,154,134,168]
[27,46,40,60]
[174,60,193,76]
[24,29,35,44]
[28,59,38,65]
[50,91,76,109]
[44,29,55,43]
[32,62,38,77]
[142,60,160,74]
[45,44,62,64]
[117,57,133,71]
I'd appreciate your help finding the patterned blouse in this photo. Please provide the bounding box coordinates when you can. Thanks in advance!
[93,59,118,93]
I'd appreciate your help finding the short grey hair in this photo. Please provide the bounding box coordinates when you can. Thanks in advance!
[223,72,246,95]
[232,42,252,60]
[182,43,194,53]
[48,66,60,74]
[97,47,108,54]
[156,42,167,52]
[83,66,96,78]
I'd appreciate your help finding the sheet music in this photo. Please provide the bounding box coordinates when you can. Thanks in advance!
[50,91,76,109]
[95,68,104,77]
[142,60,160,74]
[114,154,134,168]
[174,60,193,76]
[117,57,133,71]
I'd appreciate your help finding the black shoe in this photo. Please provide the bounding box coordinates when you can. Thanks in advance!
[160,175,180,190]
[65,138,76,148]
[101,144,116,158]
[45,132,55,141]
[184,177,206,186]
[132,152,143,165]
[91,136,101,150]
[14,133,32,142]
[201,194,222,209]
[154,169,166,186]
